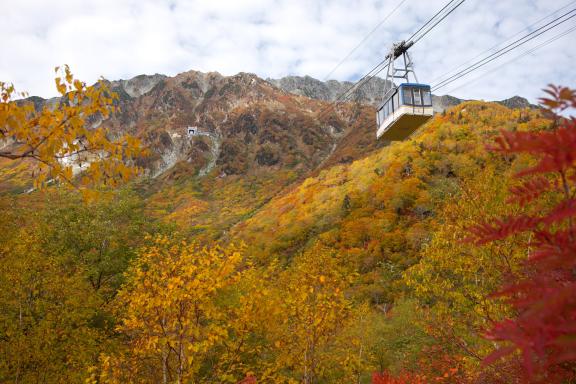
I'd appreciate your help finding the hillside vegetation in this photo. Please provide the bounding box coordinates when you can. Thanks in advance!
[1,72,574,384]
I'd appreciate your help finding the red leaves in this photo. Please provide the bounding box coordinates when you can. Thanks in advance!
[471,85,576,383]
[466,215,540,245]
[530,229,576,267]
[485,279,576,377]
[468,198,576,245]
[489,126,576,176]
[371,352,463,384]
[236,375,257,384]
[482,344,517,367]
[541,198,576,226]
[371,372,391,384]
[371,367,461,384]
[488,85,576,183]
[507,176,550,207]
[538,84,576,112]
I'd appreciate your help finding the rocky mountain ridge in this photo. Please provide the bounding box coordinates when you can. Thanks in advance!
[19,70,383,184]
[15,70,535,186]
[266,75,537,111]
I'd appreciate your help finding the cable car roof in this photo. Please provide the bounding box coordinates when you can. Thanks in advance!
[398,82,431,88]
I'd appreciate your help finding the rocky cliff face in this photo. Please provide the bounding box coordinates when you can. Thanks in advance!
[110,74,167,98]
[266,75,391,106]
[102,70,342,178]
[496,95,536,109]
[432,94,465,113]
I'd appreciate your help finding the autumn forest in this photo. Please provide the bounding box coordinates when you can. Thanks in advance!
[1,66,575,384]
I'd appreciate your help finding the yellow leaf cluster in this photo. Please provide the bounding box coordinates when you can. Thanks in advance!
[0,65,145,198]
[98,235,244,383]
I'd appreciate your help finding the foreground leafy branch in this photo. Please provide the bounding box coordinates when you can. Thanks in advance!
[0,65,145,197]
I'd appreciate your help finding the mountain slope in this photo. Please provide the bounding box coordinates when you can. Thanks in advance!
[230,101,549,300]
[1,70,541,243]
[101,71,385,239]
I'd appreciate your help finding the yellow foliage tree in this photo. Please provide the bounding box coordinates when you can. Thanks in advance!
[0,216,105,383]
[403,166,528,377]
[0,65,144,197]
[96,236,244,384]
[265,245,355,383]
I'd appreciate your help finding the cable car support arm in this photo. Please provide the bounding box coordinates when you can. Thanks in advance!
[383,40,417,99]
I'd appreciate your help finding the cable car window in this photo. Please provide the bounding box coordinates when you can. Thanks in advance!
[394,92,400,110]
[403,87,413,105]
[414,89,422,105]
[422,90,432,105]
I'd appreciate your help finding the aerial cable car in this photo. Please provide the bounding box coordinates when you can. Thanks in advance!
[376,41,433,141]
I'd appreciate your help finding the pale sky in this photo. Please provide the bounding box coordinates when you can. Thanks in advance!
[1,0,575,102]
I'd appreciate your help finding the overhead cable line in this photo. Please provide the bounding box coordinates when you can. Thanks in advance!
[409,0,466,44]
[442,24,576,96]
[430,0,576,85]
[432,8,576,91]
[404,0,459,42]
[356,0,467,94]
[323,0,408,81]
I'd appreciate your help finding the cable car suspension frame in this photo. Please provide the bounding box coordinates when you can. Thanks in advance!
[376,40,433,141]
[382,40,417,101]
